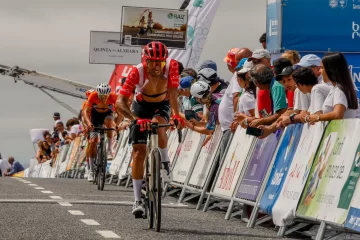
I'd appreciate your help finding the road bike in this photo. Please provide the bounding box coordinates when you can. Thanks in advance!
[141,120,182,232]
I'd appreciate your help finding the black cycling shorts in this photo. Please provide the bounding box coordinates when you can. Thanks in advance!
[90,107,113,138]
[129,99,170,145]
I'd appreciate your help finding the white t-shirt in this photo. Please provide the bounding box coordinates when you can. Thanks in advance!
[308,84,332,114]
[237,91,256,116]
[322,85,357,119]
[294,88,311,111]
[70,124,80,135]
[218,73,242,131]
[0,159,11,175]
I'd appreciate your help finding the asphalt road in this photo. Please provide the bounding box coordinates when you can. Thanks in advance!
[0,177,304,240]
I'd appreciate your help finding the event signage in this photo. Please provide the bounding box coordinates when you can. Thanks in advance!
[272,123,326,226]
[281,0,360,52]
[297,119,360,224]
[236,129,282,201]
[121,7,188,49]
[259,124,303,215]
[266,0,282,53]
[212,127,255,197]
[89,31,142,65]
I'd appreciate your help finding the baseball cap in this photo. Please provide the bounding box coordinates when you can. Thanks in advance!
[275,66,295,81]
[248,49,271,61]
[53,112,60,117]
[237,58,254,73]
[293,54,321,69]
[235,58,248,71]
[199,60,217,71]
[179,76,194,89]
[223,48,240,68]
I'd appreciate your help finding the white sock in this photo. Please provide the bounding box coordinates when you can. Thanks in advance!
[89,158,95,171]
[133,179,143,202]
[107,138,113,152]
[86,158,90,170]
[159,147,169,163]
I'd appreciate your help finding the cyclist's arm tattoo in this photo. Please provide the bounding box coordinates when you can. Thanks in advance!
[116,95,137,121]
[168,88,180,116]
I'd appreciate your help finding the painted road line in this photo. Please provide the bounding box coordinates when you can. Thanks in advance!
[41,191,54,194]
[23,181,32,183]
[80,219,100,226]
[50,196,63,200]
[28,184,38,186]
[68,210,85,216]
[96,231,121,239]
[58,202,72,207]
[35,187,45,190]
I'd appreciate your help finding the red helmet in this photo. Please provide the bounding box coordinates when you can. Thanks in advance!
[143,41,168,61]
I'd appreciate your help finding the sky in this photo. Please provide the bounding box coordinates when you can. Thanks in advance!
[0,0,265,166]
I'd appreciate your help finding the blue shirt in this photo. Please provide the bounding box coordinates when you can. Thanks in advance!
[206,94,223,131]
[8,162,25,175]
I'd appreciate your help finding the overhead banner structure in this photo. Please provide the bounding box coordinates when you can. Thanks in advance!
[89,31,142,65]
[272,123,325,226]
[213,128,255,197]
[121,6,188,49]
[236,129,282,201]
[266,0,282,53]
[168,0,220,68]
[297,119,360,224]
[259,124,303,215]
[282,0,360,52]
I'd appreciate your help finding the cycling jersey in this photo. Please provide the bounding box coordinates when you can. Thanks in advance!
[86,92,118,110]
[119,58,180,98]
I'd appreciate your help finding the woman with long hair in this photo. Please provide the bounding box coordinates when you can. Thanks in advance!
[36,140,51,163]
[307,52,358,123]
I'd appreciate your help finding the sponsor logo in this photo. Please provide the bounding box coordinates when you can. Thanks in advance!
[329,0,338,8]
[353,21,360,39]
[353,0,360,9]
[269,19,279,36]
[168,13,186,20]
[330,0,360,9]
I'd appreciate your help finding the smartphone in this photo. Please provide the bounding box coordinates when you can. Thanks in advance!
[246,127,264,137]
[185,110,199,121]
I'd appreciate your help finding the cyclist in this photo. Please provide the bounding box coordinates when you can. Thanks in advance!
[116,41,184,217]
[83,83,121,182]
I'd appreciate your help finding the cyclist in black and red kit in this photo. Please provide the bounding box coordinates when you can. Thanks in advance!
[116,41,184,217]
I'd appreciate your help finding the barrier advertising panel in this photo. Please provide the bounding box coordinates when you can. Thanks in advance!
[67,137,81,171]
[89,31,142,65]
[167,129,182,164]
[272,122,325,226]
[118,145,133,180]
[236,129,282,201]
[109,130,129,175]
[297,119,360,224]
[188,127,222,188]
[213,127,255,197]
[172,130,202,184]
[121,6,188,49]
[259,124,303,215]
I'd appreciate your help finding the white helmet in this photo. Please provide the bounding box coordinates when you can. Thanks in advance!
[197,68,217,85]
[190,81,211,98]
[96,83,111,95]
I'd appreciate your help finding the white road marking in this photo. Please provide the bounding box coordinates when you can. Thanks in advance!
[23,181,32,183]
[80,219,100,226]
[50,196,63,200]
[28,184,38,186]
[41,191,53,194]
[68,210,84,216]
[96,231,121,239]
[35,187,45,190]
[58,202,72,207]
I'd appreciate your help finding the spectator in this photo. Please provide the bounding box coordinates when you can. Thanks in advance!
[219,48,252,159]
[43,132,54,151]
[3,156,24,176]
[307,52,358,123]
[178,76,195,114]
[177,61,184,75]
[36,140,51,163]
[273,58,295,111]
[259,33,266,49]
[67,118,80,140]
[248,64,288,127]
[294,54,324,83]
[186,81,222,138]
[248,49,272,118]
[199,60,217,72]
[281,50,301,65]
[55,121,69,144]
[0,154,11,177]
[233,59,257,128]
[181,68,197,79]
[53,112,61,131]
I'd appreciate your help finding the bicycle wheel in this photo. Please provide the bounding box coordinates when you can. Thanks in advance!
[100,142,107,191]
[152,149,162,232]
[145,155,154,229]
[97,144,103,190]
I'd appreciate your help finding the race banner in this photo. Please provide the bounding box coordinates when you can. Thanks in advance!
[108,64,135,94]
[172,130,202,184]
[266,0,282,53]
[259,124,303,215]
[297,119,360,224]
[213,127,256,197]
[272,122,325,226]
[89,31,142,65]
[236,129,282,201]
[121,7,188,49]
[188,127,222,188]
[169,0,220,68]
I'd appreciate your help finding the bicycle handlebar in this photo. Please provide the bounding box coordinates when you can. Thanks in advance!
[148,120,182,143]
